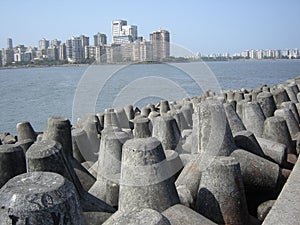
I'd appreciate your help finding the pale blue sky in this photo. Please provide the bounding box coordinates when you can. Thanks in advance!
[0,0,299,55]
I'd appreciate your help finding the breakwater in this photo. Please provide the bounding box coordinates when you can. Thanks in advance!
[1,75,300,224]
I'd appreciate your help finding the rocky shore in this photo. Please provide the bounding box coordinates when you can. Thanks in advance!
[1,75,300,224]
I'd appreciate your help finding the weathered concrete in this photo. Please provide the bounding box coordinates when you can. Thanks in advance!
[257,200,275,222]
[26,140,73,181]
[272,88,290,108]
[262,116,296,155]
[141,106,151,117]
[281,101,300,123]
[175,157,202,209]
[152,115,181,152]
[233,130,265,158]
[242,102,266,138]
[275,108,300,138]
[257,91,276,118]
[17,138,34,153]
[115,107,131,129]
[284,84,298,103]
[160,100,171,114]
[104,110,121,129]
[236,100,247,121]
[0,143,26,188]
[194,102,236,156]
[42,116,96,192]
[16,121,37,142]
[263,156,300,225]
[230,149,286,193]
[83,212,113,225]
[256,137,287,167]
[162,204,217,225]
[72,128,93,162]
[102,208,171,225]
[0,171,83,225]
[41,116,115,213]
[118,137,180,212]
[3,134,17,144]
[133,117,151,138]
[196,156,249,225]
[224,102,246,135]
[81,115,101,159]
[89,130,129,207]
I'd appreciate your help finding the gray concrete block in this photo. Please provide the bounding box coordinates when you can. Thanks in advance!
[0,172,83,225]
[162,204,217,225]
[102,208,171,225]
[262,156,300,225]
[16,121,37,142]
[195,156,249,225]
[0,143,26,188]
[119,137,180,212]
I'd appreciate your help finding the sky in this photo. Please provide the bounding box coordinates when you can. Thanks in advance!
[0,0,299,55]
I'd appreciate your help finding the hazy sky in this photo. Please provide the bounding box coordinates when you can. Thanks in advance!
[1,0,299,55]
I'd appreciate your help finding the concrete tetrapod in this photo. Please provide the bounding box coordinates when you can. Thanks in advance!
[152,115,181,152]
[26,139,116,213]
[118,137,180,212]
[233,130,266,158]
[194,102,236,156]
[41,116,115,213]
[256,137,288,167]
[115,108,131,129]
[160,100,171,114]
[81,115,101,160]
[0,172,83,225]
[272,88,290,108]
[224,102,246,135]
[274,108,300,138]
[89,129,129,207]
[242,102,266,138]
[133,117,151,138]
[162,204,217,225]
[71,128,87,163]
[256,91,276,118]
[16,121,37,142]
[42,116,96,191]
[262,116,296,155]
[284,84,298,103]
[0,143,26,188]
[102,208,171,225]
[175,156,202,209]
[281,101,300,123]
[230,149,288,193]
[195,156,249,225]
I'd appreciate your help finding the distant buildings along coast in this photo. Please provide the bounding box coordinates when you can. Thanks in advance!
[0,20,170,66]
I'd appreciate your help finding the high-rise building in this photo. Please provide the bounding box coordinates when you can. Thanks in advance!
[50,39,61,47]
[150,29,170,61]
[59,43,67,61]
[7,38,13,49]
[112,20,127,37]
[112,20,138,44]
[94,33,107,46]
[38,38,50,50]
[1,48,14,65]
[71,37,82,61]
[66,39,73,61]
[122,25,138,41]
[80,35,89,58]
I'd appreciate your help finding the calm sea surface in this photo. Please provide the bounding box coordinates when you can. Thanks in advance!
[1,60,300,134]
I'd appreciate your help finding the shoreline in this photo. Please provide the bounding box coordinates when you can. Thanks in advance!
[1,59,300,70]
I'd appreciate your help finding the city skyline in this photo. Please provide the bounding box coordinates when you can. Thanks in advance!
[1,0,299,55]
